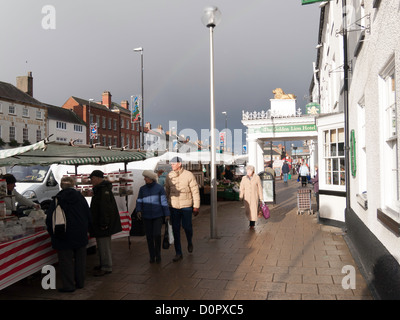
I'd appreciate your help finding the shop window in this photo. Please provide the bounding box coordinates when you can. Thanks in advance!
[323,127,345,186]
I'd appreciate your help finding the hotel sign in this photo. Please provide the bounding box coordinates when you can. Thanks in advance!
[249,124,317,134]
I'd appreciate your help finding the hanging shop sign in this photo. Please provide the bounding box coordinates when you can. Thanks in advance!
[249,124,317,134]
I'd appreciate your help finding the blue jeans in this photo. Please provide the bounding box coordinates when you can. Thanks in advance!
[283,173,288,182]
[170,207,193,256]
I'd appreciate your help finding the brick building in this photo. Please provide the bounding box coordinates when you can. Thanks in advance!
[62,91,140,149]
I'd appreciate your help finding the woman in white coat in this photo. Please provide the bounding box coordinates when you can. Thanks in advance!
[239,165,263,229]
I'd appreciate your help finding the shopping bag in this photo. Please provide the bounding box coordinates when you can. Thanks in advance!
[167,221,174,244]
[162,223,170,249]
[288,174,291,180]
[260,202,270,219]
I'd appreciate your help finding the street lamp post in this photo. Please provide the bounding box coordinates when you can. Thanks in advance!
[222,111,227,129]
[202,6,221,239]
[134,47,144,149]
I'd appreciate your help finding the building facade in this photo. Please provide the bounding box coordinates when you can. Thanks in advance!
[62,91,141,149]
[309,0,400,299]
[0,73,47,147]
[46,104,87,145]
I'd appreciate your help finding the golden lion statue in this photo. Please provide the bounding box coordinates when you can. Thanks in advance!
[273,88,296,100]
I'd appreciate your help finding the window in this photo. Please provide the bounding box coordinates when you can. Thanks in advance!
[36,130,42,142]
[108,118,112,130]
[36,110,43,119]
[0,102,3,113]
[9,127,15,141]
[379,56,398,214]
[9,105,16,115]
[74,124,83,132]
[102,116,106,129]
[113,119,117,131]
[22,108,29,117]
[56,121,67,130]
[323,128,345,186]
[23,128,29,141]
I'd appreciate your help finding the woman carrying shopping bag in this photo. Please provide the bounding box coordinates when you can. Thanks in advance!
[136,170,170,263]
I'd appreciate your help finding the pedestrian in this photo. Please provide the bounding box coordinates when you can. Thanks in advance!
[2,174,41,215]
[165,157,200,262]
[157,169,166,186]
[89,170,122,276]
[298,161,310,187]
[281,161,290,183]
[136,170,170,263]
[311,165,319,213]
[239,165,263,229]
[45,176,92,292]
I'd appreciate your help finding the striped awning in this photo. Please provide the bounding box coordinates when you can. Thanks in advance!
[0,143,152,167]
[0,140,47,159]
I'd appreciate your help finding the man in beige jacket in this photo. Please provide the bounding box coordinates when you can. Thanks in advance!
[165,157,200,262]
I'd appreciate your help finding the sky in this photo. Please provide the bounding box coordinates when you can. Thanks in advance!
[0,0,320,153]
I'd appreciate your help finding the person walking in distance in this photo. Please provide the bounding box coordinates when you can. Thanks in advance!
[239,165,263,229]
[89,170,122,276]
[165,157,200,262]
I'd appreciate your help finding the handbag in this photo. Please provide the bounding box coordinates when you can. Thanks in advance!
[260,202,270,219]
[162,223,170,249]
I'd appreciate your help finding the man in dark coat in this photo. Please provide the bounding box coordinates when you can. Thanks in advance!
[89,170,122,276]
[281,161,290,183]
[46,176,92,292]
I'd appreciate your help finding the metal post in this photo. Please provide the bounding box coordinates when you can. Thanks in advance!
[209,26,218,239]
[140,50,144,150]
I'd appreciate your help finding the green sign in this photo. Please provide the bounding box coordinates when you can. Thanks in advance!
[301,0,329,5]
[350,129,356,177]
[306,102,320,115]
[249,124,317,134]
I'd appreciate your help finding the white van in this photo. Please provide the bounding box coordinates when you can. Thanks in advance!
[6,165,60,210]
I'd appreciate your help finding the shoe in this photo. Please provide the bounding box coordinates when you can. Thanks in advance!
[172,254,183,262]
[93,270,112,277]
[58,288,75,293]
[188,244,193,253]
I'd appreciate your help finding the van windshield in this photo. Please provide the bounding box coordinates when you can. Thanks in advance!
[6,165,50,183]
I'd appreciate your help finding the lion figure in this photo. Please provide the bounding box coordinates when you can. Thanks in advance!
[272,88,296,100]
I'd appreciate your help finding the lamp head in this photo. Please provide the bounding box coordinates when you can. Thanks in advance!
[201,6,221,28]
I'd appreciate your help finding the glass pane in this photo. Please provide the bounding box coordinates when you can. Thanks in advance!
[324,130,329,143]
[340,158,345,172]
[333,172,339,185]
[338,128,345,142]
[332,158,338,171]
[338,142,345,156]
[340,171,346,186]
[326,172,332,185]
[324,144,329,157]
[326,159,331,171]
[330,129,337,143]
[331,143,337,156]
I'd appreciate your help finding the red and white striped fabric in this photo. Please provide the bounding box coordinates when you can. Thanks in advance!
[0,231,57,290]
[113,211,132,239]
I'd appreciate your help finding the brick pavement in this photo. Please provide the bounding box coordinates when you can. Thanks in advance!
[0,177,373,300]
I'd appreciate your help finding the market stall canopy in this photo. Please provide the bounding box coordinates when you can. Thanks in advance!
[0,143,153,167]
[157,151,247,165]
[0,140,47,159]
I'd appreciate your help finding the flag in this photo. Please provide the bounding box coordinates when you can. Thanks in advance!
[131,96,141,122]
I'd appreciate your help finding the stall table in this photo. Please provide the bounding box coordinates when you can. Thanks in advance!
[0,211,132,290]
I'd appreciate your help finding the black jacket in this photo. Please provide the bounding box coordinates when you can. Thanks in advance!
[46,187,92,250]
[89,180,122,237]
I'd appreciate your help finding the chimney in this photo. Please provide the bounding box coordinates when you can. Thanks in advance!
[102,91,112,108]
[121,100,129,109]
[16,72,33,97]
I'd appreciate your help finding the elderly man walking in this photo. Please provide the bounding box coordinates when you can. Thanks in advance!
[165,157,200,262]
[89,170,122,276]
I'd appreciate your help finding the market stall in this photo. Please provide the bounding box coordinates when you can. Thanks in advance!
[0,142,155,290]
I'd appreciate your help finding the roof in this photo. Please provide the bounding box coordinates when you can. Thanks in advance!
[0,81,45,107]
[45,104,86,125]
[0,143,153,166]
